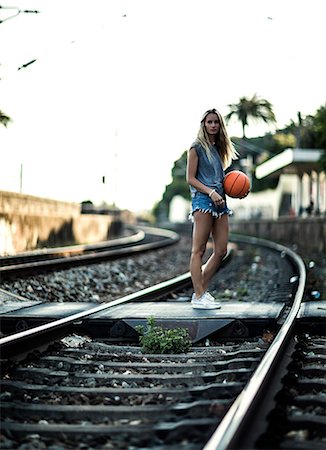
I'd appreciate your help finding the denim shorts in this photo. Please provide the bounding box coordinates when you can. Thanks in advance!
[189,191,232,220]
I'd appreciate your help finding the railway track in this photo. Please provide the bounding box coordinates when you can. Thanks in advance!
[0,231,325,449]
[0,226,179,279]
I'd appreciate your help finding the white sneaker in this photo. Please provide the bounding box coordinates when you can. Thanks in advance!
[191,291,221,309]
[204,291,217,302]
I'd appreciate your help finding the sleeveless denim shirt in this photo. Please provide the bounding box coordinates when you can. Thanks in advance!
[189,141,225,198]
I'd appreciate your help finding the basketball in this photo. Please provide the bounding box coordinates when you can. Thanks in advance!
[223,170,250,198]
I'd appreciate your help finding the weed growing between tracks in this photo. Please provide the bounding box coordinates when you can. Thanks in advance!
[136,317,191,354]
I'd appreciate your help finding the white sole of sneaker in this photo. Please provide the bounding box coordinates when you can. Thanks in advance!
[191,303,221,310]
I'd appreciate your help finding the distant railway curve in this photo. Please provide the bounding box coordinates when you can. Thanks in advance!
[0,226,180,280]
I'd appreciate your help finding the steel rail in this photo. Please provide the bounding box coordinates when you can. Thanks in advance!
[0,271,192,359]
[0,227,185,357]
[204,234,306,450]
[0,227,180,278]
[0,228,145,264]
[0,238,233,359]
[0,234,304,447]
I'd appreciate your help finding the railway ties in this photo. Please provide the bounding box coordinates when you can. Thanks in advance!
[2,231,323,449]
[256,332,326,450]
[0,338,267,449]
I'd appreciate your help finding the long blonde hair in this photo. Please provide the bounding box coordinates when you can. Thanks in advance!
[196,108,238,168]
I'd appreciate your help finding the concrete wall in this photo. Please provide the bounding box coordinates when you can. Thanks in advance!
[229,216,326,254]
[0,191,121,255]
[0,191,80,218]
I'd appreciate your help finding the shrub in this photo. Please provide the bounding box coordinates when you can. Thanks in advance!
[136,317,191,354]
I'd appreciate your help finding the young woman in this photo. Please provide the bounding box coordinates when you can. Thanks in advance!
[186,108,238,309]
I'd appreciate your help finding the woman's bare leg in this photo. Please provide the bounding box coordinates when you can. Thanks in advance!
[190,211,213,298]
[202,214,229,292]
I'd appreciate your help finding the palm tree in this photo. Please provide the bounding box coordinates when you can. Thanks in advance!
[225,94,276,138]
[0,110,12,127]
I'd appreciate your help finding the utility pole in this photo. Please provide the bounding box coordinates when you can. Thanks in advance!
[112,129,118,208]
[296,111,302,148]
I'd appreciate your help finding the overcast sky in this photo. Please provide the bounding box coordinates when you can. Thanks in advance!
[1,0,325,211]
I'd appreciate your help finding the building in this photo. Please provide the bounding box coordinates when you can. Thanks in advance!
[255,148,325,216]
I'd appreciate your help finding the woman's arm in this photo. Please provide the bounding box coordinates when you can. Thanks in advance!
[186,148,224,203]
[186,148,210,194]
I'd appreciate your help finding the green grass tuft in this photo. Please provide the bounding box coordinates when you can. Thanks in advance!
[136,317,191,354]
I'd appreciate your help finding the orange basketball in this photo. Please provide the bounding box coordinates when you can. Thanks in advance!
[223,170,250,198]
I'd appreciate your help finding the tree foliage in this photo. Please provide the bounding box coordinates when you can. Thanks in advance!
[225,94,276,138]
[152,151,190,219]
[310,104,326,149]
[0,110,12,127]
[310,104,326,170]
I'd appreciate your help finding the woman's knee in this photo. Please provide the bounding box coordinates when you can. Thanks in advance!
[191,244,206,259]
[214,246,227,260]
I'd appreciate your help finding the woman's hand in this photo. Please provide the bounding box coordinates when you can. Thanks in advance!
[210,190,225,206]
